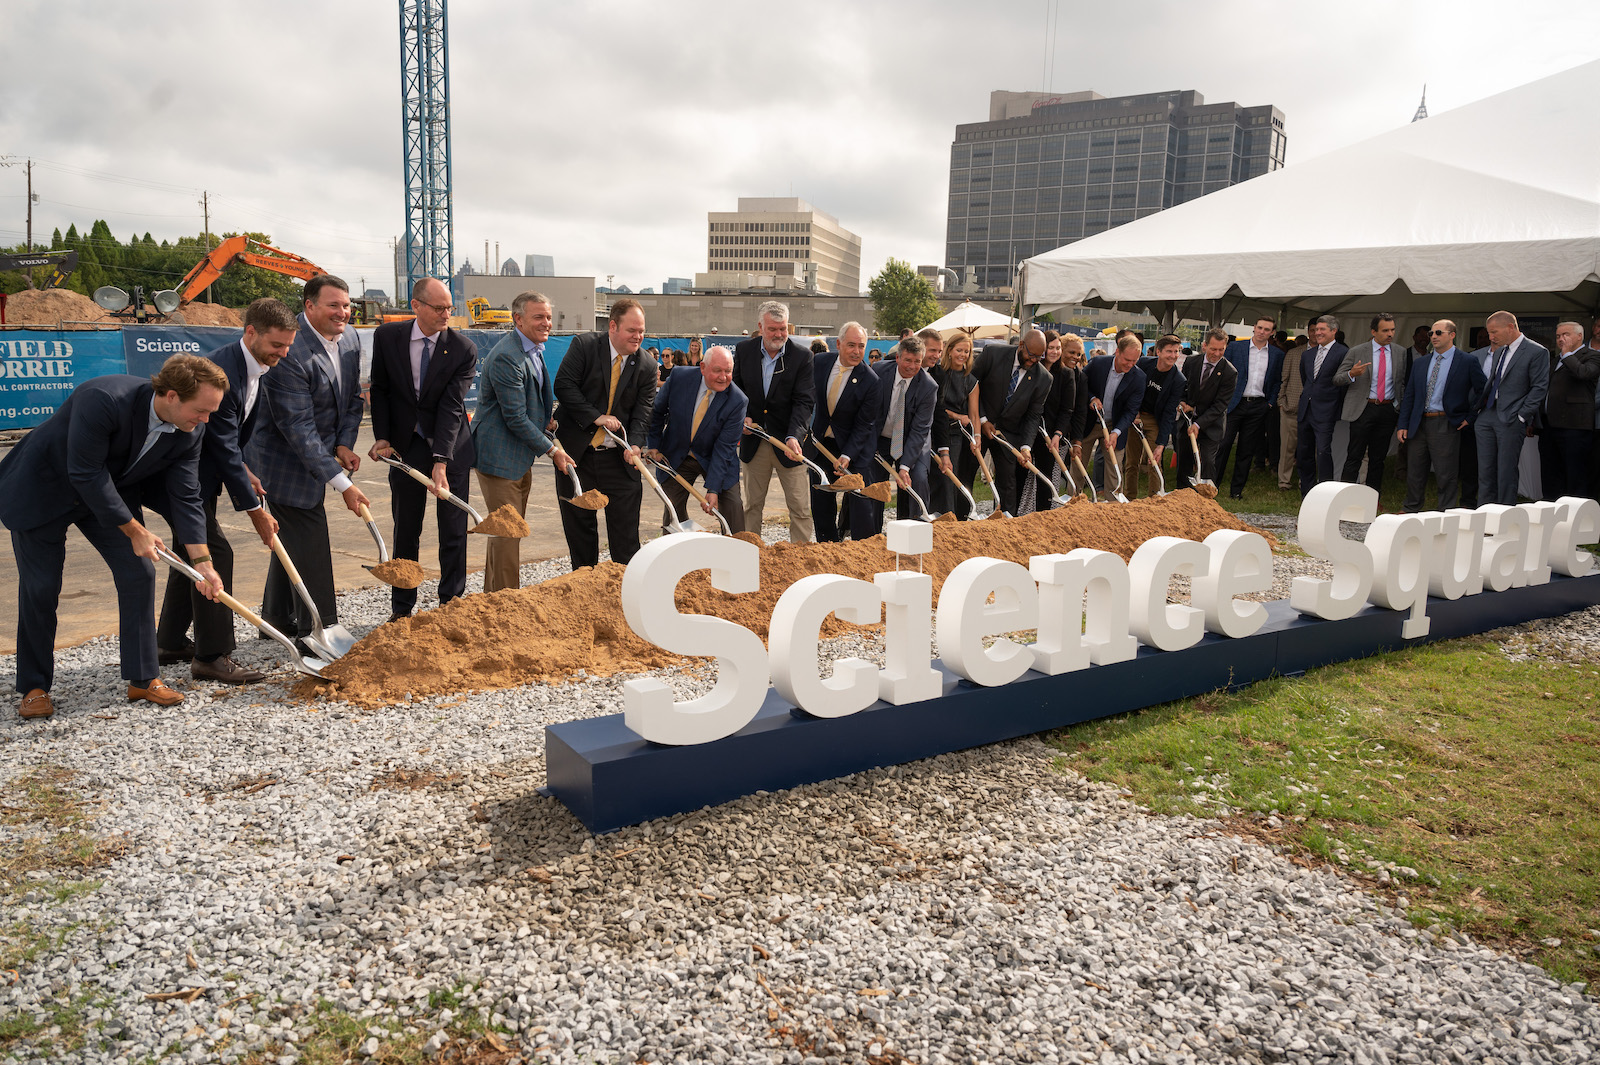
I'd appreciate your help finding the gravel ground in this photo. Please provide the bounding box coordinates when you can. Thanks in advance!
[2,515,1597,1064]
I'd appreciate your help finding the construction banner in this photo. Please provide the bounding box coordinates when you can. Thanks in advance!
[121,326,243,380]
[0,330,127,431]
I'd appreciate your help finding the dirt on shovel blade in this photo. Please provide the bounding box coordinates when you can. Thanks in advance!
[469,503,531,538]
[370,558,425,589]
[861,482,893,503]
[832,472,865,491]
[565,489,609,510]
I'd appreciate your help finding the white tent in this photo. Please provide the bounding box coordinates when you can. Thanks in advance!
[1021,61,1600,327]
[924,300,1019,340]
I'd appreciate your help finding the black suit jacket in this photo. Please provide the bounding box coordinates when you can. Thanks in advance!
[1041,364,1078,442]
[1545,345,1600,430]
[552,330,658,454]
[1181,353,1237,437]
[733,336,815,467]
[970,344,1050,449]
[871,362,938,473]
[0,374,206,545]
[1083,356,1149,438]
[198,340,267,511]
[810,353,882,469]
[1298,342,1350,426]
[371,321,478,466]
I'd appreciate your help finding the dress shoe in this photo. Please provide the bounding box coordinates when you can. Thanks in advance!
[387,612,410,624]
[1229,491,1244,500]
[190,656,266,685]
[158,641,196,665]
[127,678,183,707]
[19,689,54,720]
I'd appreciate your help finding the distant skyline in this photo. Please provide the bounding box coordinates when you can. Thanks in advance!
[4,1,1598,301]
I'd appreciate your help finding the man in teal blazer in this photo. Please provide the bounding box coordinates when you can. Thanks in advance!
[471,291,574,591]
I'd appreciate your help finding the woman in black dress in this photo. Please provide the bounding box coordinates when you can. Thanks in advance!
[931,334,979,519]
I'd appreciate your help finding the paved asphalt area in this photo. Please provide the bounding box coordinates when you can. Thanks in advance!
[0,423,722,655]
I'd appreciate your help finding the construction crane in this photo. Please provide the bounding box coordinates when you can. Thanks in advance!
[0,250,79,290]
[173,235,324,305]
[399,0,454,303]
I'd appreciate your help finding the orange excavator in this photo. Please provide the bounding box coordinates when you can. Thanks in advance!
[175,235,324,305]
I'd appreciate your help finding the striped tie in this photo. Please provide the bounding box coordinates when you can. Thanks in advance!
[591,356,624,447]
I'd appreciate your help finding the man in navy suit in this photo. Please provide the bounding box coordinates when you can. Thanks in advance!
[1475,310,1550,505]
[1073,335,1148,496]
[807,322,881,541]
[865,337,938,529]
[0,357,227,719]
[1396,319,1486,512]
[646,346,747,534]
[553,297,657,569]
[155,299,294,684]
[968,330,1052,516]
[1217,316,1283,499]
[247,275,370,645]
[369,276,478,620]
[733,301,816,542]
[1125,336,1187,499]
[471,291,574,592]
[1295,315,1350,497]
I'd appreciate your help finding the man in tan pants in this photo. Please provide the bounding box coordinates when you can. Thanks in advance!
[1277,336,1308,490]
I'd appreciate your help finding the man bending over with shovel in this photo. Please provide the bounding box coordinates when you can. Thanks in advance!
[646,346,748,535]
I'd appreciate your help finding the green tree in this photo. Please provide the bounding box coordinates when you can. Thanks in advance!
[867,258,940,337]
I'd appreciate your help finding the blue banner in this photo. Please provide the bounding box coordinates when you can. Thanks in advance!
[122,326,245,380]
[0,330,128,430]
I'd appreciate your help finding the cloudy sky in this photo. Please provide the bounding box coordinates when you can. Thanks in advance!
[4,0,1598,299]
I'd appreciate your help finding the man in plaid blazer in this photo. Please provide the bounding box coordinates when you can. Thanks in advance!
[471,291,574,592]
[245,276,369,644]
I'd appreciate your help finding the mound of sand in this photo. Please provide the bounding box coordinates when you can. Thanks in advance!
[303,490,1273,709]
[0,289,243,329]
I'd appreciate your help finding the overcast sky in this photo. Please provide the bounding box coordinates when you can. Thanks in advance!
[4,0,1598,301]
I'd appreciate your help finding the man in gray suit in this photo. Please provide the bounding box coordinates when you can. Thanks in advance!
[1475,310,1550,505]
[1334,313,1407,493]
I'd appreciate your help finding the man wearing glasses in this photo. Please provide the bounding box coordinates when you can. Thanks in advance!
[369,277,479,621]
[733,301,816,542]
[1396,320,1486,512]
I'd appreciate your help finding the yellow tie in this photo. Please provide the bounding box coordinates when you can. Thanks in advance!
[827,365,848,414]
[690,387,712,437]
[591,355,624,447]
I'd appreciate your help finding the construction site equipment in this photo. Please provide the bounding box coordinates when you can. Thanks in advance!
[0,250,79,290]
[174,235,325,306]
[466,297,512,328]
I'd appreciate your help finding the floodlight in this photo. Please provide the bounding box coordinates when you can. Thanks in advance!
[93,286,130,312]
[152,290,181,314]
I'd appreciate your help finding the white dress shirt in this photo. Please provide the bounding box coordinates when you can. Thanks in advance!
[1243,342,1270,398]
[409,320,442,394]
[307,326,352,492]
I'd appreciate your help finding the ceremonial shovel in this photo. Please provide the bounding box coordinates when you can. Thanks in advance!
[643,455,733,535]
[269,535,356,658]
[376,453,485,525]
[873,454,934,521]
[1045,435,1094,504]
[1091,405,1132,502]
[955,422,1008,518]
[156,548,326,677]
[1178,411,1215,490]
[806,433,891,503]
[748,424,836,488]
[986,431,1060,503]
[601,426,696,534]
[1133,428,1168,498]
[353,502,417,588]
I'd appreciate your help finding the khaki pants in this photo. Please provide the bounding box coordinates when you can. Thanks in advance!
[475,468,532,593]
[740,442,815,542]
[1277,407,1298,489]
[1120,412,1165,499]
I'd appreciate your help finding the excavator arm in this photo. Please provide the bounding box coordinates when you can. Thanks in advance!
[0,250,79,289]
[176,235,325,304]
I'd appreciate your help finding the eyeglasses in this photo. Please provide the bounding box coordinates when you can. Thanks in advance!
[416,300,453,314]
[1430,330,1450,336]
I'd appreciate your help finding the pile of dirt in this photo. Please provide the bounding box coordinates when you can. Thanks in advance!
[0,288,114,328]
[171,303,242,327]
[304,489,1273,709]
[370,558,425,589]
[470,504,530,538]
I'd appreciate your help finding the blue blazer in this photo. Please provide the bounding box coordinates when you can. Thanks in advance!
[247,313,365,510]
[871,362,938,474]
[1135,356,1187,446]
[810,353,882,470]
[1083,356,1148,438]
[0,374,206,545]
[472,329,558,480]
[1297,342,1350,426]
[1223,339,1284,413]
[646,367,748,495]
[198,340,264,512]
[1397,348,1487,435]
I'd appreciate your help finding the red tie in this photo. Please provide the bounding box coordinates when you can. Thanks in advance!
[1375,345,1386,403]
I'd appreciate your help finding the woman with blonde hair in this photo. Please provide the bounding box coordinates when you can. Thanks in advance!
[930,333,980,519]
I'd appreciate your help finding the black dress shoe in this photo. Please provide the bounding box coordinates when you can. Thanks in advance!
[191,655,266,684]
[387,612,410,624]
[1229,491,1244,500]
[158,642,196,665]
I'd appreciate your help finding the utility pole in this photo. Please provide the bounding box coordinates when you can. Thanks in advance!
[391,236,400,307]
[199,190,212,304]
[25,160,33,251]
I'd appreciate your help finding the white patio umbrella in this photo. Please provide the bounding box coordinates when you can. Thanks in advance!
[924,300,1019,340]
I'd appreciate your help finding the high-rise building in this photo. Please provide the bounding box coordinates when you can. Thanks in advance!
[696,197,862,296]
[525,254,555,277]
[948,89,1286,289]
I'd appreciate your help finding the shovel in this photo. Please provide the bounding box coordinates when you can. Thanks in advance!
[645,455,733,535]
[1091,406,1131,503]
[601,426,697,534]
[748,424,836,488]
[376,453,485,525]
[804,434,886,501]
[559,464,608,510]
[1179,411,1215,490]
[269,535,356,658]
[1045,435,1094,505]
[874,454,933,521]
[156,548,326,678]
[937,460,981,517]
[988,432,1060,504]
[1133,427,1168,498]
[353,502,421,589]
[956,422,1009,518]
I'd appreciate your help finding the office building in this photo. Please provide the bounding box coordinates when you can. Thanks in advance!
[525,254,556,277]
[696,197,862,297]
[948,89,1286,289]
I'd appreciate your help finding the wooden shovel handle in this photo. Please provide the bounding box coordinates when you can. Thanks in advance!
[268,535,304,586]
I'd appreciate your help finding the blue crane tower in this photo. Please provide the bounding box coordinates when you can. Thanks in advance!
[399,0,453,303]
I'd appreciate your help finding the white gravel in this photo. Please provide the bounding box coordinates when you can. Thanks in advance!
[1,517,1596,1064]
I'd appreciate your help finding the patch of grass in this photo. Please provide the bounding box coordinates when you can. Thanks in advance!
[1046,637,1600,986]
[1,768,127,894]
[239,994,525,1065]
[1,767,90,829]
[0,989,108,1054]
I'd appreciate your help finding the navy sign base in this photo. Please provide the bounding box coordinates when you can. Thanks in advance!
[545,574,1600,833]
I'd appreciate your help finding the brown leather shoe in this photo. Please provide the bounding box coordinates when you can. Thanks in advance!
[190,656,266,685]
[127,678,183,707]
[19,689,54,720]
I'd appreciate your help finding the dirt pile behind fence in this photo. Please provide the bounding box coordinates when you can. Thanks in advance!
[1,289,243,328]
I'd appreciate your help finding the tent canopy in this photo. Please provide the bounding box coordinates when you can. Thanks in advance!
[1021,61,1600,326]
